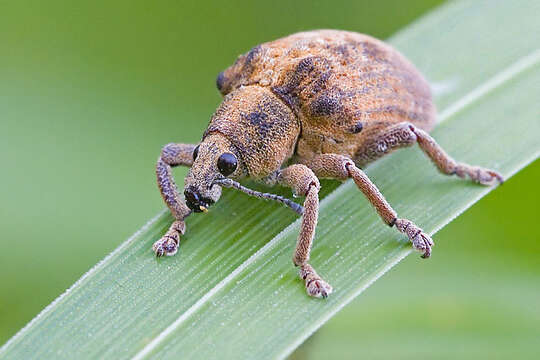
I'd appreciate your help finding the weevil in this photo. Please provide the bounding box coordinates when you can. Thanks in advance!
[153,30,503,298]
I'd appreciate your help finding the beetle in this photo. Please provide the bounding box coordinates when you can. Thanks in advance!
[153,30,502,298]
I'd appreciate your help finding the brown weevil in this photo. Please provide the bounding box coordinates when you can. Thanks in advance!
[153,30,503,298]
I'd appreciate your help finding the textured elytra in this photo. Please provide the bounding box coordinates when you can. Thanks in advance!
[213,30,436,172]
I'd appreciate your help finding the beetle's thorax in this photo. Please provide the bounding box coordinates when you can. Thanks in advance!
[204,85,300,179]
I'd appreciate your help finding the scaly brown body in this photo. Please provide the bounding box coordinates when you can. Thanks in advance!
[216,30,435,172]
[152,30,502,298]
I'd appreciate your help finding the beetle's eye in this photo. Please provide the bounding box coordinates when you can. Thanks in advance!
[351,121,363,134]
[192,145,200,161]
[217,153,237,176]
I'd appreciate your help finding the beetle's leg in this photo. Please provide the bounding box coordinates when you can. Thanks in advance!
[277,164,332,298]
[303,154,433,258]
[355,122,503,185]
[154,143,197,257]
[409,124,503,185]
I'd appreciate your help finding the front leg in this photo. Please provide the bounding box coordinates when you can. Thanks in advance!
[303,154,434,258]
[277,164,333,298]
[154,143,197,257]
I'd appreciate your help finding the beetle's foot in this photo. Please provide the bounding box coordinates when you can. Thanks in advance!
[455,165,503,186]
[153,235,179,257]
[306,278,333,298]
[300,264,333,298]
[395,218,433,258]
[152,220,185,257]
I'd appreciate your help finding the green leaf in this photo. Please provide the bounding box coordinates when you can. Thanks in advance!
[1,0,539,359]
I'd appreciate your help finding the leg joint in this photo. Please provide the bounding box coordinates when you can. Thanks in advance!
[160,143,196,167]
[344,160,356,176]
[278,164,320,196]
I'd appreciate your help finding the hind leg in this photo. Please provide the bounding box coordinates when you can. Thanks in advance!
[355,122,503,185]
[410,124,503,185]
[154,143,197,257]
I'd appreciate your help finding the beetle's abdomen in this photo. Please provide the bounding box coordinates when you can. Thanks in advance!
[217,30,436,161]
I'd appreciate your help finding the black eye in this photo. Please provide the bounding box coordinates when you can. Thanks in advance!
[192,145,200,161]
[351,121,363,134]
[217,153,237,176]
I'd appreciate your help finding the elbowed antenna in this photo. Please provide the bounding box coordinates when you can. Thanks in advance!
[214,178,304,215]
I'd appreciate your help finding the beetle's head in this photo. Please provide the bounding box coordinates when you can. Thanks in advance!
[184,133,244,213]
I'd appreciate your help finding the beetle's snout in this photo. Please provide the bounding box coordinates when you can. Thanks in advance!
[184,187,215,213]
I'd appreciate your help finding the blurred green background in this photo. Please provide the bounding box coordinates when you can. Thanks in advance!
[1,0,538,358]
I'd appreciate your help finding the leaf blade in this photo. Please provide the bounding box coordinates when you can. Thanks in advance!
[142,59,540,360]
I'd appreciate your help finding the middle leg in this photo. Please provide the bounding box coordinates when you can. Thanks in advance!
[303,154,434,258]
